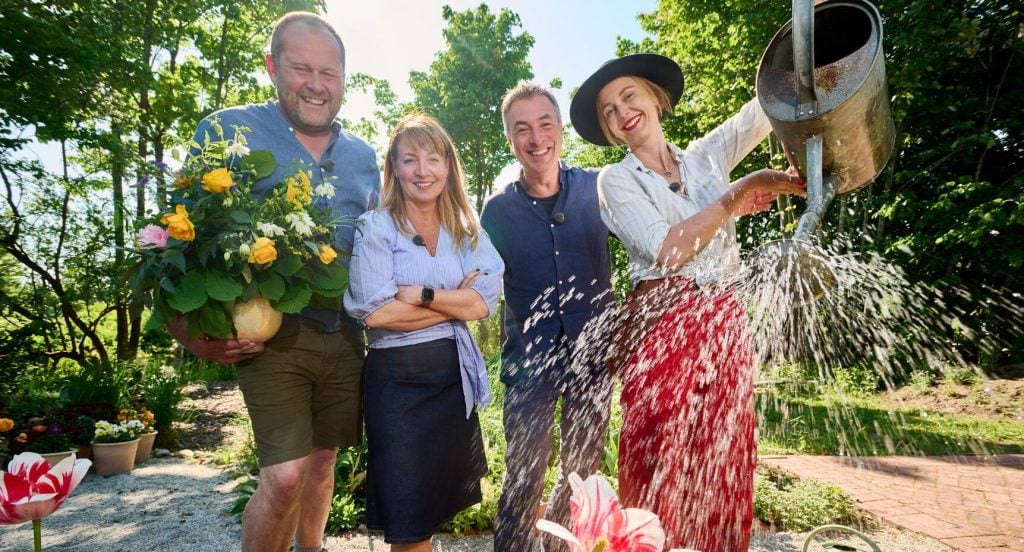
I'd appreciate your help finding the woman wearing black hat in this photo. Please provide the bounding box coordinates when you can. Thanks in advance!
[570,53,805,550]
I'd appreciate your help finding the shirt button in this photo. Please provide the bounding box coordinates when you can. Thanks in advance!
[559,280,563,285]
[550,224,554,228]
[555,251,560,255]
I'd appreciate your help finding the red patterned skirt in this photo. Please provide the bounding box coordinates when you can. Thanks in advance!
[617,280,756,551]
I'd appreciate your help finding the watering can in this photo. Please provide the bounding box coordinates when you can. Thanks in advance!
[752,0,896,306]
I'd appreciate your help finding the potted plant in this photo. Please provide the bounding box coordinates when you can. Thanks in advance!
[120,407,158,463]
[90,419,144,476]
[127,125,350,342]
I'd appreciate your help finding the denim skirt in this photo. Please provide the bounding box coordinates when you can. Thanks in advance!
[363,338,487,543]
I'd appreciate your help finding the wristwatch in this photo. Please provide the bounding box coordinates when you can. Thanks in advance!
[420,286,435,306]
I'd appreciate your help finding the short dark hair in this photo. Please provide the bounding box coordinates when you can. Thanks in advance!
[501,83,561,135]
[269,12,346,69]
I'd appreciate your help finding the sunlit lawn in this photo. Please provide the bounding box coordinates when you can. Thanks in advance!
[756,390,1024,456]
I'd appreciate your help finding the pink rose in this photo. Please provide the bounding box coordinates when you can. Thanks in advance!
[138,224,169,248]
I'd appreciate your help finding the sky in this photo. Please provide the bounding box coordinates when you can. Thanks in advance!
[324,0,656,138]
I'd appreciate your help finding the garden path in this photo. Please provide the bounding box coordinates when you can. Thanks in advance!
[761,454,1024,551]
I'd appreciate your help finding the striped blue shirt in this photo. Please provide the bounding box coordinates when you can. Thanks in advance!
[344,209,505,416]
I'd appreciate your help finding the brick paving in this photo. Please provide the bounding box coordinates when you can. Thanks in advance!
[760,454,1024,551]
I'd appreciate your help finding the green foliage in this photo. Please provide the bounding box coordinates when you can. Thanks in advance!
[409,4,534,211]
[138,364,188,448]
[757,389,1024,456]
[754,464,861,531]
[831,364,881,398]
[943,365,979,386]
[326,442,369,532]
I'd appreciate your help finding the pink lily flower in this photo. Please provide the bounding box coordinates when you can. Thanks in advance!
[1,452,91,552]
[536,472,667,552]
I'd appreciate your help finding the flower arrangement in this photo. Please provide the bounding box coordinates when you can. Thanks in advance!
[128,121,349,339]
[92,420,145,444]
[0,452,91,552]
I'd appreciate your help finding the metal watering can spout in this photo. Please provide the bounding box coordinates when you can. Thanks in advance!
[751,0,896,307]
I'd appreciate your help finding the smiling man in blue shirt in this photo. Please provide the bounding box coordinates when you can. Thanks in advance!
[481,83,614,552]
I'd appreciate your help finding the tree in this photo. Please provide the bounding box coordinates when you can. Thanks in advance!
[409,3,534,211]
[0,1,322,371]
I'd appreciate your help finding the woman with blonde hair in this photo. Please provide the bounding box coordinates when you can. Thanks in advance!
[570,54,805,550]
[344,113,504,551]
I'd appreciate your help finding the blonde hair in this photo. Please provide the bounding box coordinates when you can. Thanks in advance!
[597,76,673,146]
[381,113,480,250]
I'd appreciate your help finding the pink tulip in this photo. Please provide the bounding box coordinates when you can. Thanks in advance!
[0,452,91,524]
[137,224,169,248]
[536,472,667,552]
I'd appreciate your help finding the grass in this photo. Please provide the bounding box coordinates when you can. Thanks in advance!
[756,387,1024,456]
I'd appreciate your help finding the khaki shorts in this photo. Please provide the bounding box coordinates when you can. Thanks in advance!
[235,319,364,467]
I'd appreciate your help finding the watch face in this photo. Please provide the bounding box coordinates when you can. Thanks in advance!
[421,286,435,303]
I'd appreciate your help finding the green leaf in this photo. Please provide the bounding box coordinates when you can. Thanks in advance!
[162,248,186,273]
[258,272,286,301]
[246,150,277,180]
[206,271,244,302]
[273,285,313,314]
[274,254,304,276]
[230,209,251,224]
[166,271,208,313]
[197,303,232,338]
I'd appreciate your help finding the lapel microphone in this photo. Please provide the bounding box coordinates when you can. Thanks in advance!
[320,159,335,172]
[669,182,681,193]
[552,212,566,225]
[412,234,426,246]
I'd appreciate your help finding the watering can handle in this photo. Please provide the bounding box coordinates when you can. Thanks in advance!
[793,0,818,118]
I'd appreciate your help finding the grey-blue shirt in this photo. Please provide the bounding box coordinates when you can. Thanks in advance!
[344,209,505,416]
[192,99,381,331]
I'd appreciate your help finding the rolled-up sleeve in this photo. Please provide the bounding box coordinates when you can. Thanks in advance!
[597,164,670,265]
[464,232,505,316]
[344,210,397,321]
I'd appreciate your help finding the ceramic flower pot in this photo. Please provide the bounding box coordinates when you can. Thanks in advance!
[232,295,282,342]
[91,439,140,476]
[76,443,92,461]
[135,431,158,463]
[39,450,77,467]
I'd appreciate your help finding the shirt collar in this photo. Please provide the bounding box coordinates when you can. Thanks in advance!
[622,142,684,174]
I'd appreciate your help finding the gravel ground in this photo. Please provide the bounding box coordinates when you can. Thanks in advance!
[0,382,953,551]
[0,457,952,552]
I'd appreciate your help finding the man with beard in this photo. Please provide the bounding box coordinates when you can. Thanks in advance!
[168,12,379,552]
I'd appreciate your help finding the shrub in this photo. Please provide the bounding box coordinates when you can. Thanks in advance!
[754,464,862,531]
[832,364,880,397]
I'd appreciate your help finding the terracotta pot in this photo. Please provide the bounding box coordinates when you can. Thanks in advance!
[91,439,140,476]
[76,443,92,461]
[232,295,282,341]
[135,431,158,463]
[39,450,77,467]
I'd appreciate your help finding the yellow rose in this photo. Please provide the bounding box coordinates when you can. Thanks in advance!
[0,418,13,432]
[202,167,235,193]
[319,244,338,264]
[160,204,195,241]
[248,237,277,265]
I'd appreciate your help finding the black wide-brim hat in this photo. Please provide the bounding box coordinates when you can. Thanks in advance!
[569,53,684,146]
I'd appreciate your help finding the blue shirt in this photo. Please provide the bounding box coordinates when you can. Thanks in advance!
[192,100,381,331]
[344,210,505,417]
[481,164,614,385]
